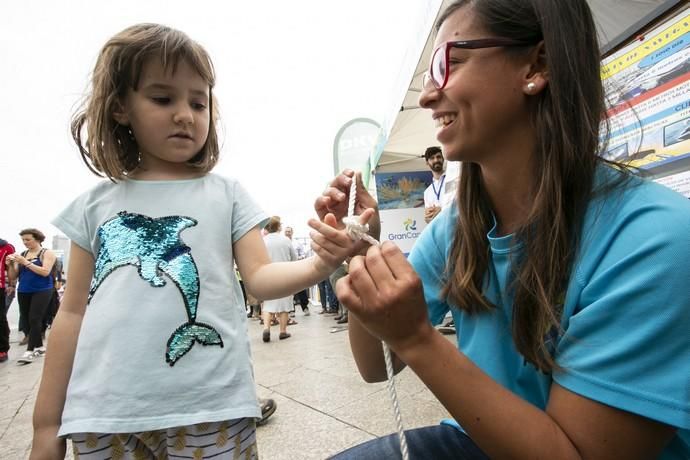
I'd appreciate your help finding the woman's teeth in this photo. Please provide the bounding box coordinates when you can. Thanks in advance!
[435,114,456,128]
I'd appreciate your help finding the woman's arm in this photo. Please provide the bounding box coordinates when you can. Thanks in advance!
[341,242,677,459]
[31,243,93,460]
[11,250,56,278]
[346,311,406,383]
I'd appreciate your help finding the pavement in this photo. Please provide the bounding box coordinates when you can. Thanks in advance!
[1,303,452,459]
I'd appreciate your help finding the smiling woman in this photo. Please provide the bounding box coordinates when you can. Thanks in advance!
[319,0,690,459]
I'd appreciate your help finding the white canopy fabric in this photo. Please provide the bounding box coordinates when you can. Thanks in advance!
[374,0,682,174]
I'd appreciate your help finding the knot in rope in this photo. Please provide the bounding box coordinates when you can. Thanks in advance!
[343,216,379,246]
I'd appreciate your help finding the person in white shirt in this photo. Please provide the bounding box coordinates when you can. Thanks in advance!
[284,226,310,316]
[423,146,446,223]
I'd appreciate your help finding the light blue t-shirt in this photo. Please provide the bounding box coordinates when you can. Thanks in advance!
[409,167,690,459]
[52,174,268,435]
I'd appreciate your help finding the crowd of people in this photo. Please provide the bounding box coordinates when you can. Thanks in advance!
[240,217,350,344]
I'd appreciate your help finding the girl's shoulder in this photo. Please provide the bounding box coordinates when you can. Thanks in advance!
[57,179,121,211]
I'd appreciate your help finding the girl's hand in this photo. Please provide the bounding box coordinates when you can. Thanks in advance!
[30,426,66,460]
[336,242,435,354]
[308,209,376,274]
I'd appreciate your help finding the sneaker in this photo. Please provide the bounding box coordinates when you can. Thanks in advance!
[0,352,8,363]
[34,347,46,357]
[257,398,277,426]
[262,329,270,343]
[303,308,310,316]
[17,351,35,364]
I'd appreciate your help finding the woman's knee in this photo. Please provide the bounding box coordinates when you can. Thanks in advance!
[330,425,487,460]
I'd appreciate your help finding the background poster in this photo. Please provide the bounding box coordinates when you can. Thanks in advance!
[374,170,432,210]
[655,169,690,197]
[601,6,690,176]
[379,208,427,256]
[374,170,432,254]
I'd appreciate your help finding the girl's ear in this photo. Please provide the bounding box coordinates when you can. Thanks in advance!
[112,100,129,126]
[522,41,549,95]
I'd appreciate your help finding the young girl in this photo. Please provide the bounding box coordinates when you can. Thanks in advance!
[317,1,690,459]
[31,23,369,459]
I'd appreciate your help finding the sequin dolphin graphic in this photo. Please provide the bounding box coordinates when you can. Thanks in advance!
[90,211,223,366]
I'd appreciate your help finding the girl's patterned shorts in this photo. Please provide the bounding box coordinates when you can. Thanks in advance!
[70,418,257,459]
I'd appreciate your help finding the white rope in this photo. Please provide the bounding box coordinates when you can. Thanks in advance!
[343,175,410,460]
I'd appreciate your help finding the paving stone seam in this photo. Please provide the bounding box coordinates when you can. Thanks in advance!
[256,384,379,438]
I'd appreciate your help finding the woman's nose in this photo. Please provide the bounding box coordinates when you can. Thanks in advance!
[418,75,440,109]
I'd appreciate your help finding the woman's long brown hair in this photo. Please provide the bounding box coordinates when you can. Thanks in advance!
[439,0,626,372]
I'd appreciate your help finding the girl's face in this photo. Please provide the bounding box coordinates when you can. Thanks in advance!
[419,6,535,165]
[115,57,211,177]
[21,234,39,249]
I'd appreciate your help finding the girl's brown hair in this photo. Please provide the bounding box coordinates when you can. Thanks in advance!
[438,0,630,372]
[71,23,220,180]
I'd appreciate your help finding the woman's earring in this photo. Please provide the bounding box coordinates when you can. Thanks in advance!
[526,82,537,93]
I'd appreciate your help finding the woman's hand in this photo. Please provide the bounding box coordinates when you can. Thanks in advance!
[9,253,29,266]
[336,241,435,354]
[308,209,376,274]
[315,170,380,236]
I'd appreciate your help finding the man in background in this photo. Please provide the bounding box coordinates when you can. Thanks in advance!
[423,146,446,223]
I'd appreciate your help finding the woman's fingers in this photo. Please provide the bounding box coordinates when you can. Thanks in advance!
[354,172,378,212]
[314,171,356,220]
[357,245,396,292]
[378,242,414,280]
[342,255,379,312]
[334,273,363,313]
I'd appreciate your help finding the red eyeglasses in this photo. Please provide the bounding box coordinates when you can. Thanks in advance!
[423,38,537,90]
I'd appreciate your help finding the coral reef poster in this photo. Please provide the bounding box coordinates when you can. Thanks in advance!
[375,171,432,210]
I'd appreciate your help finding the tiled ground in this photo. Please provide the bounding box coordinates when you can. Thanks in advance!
[1,303,452,459]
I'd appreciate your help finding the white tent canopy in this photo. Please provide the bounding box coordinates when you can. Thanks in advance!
[374,0,683,174]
